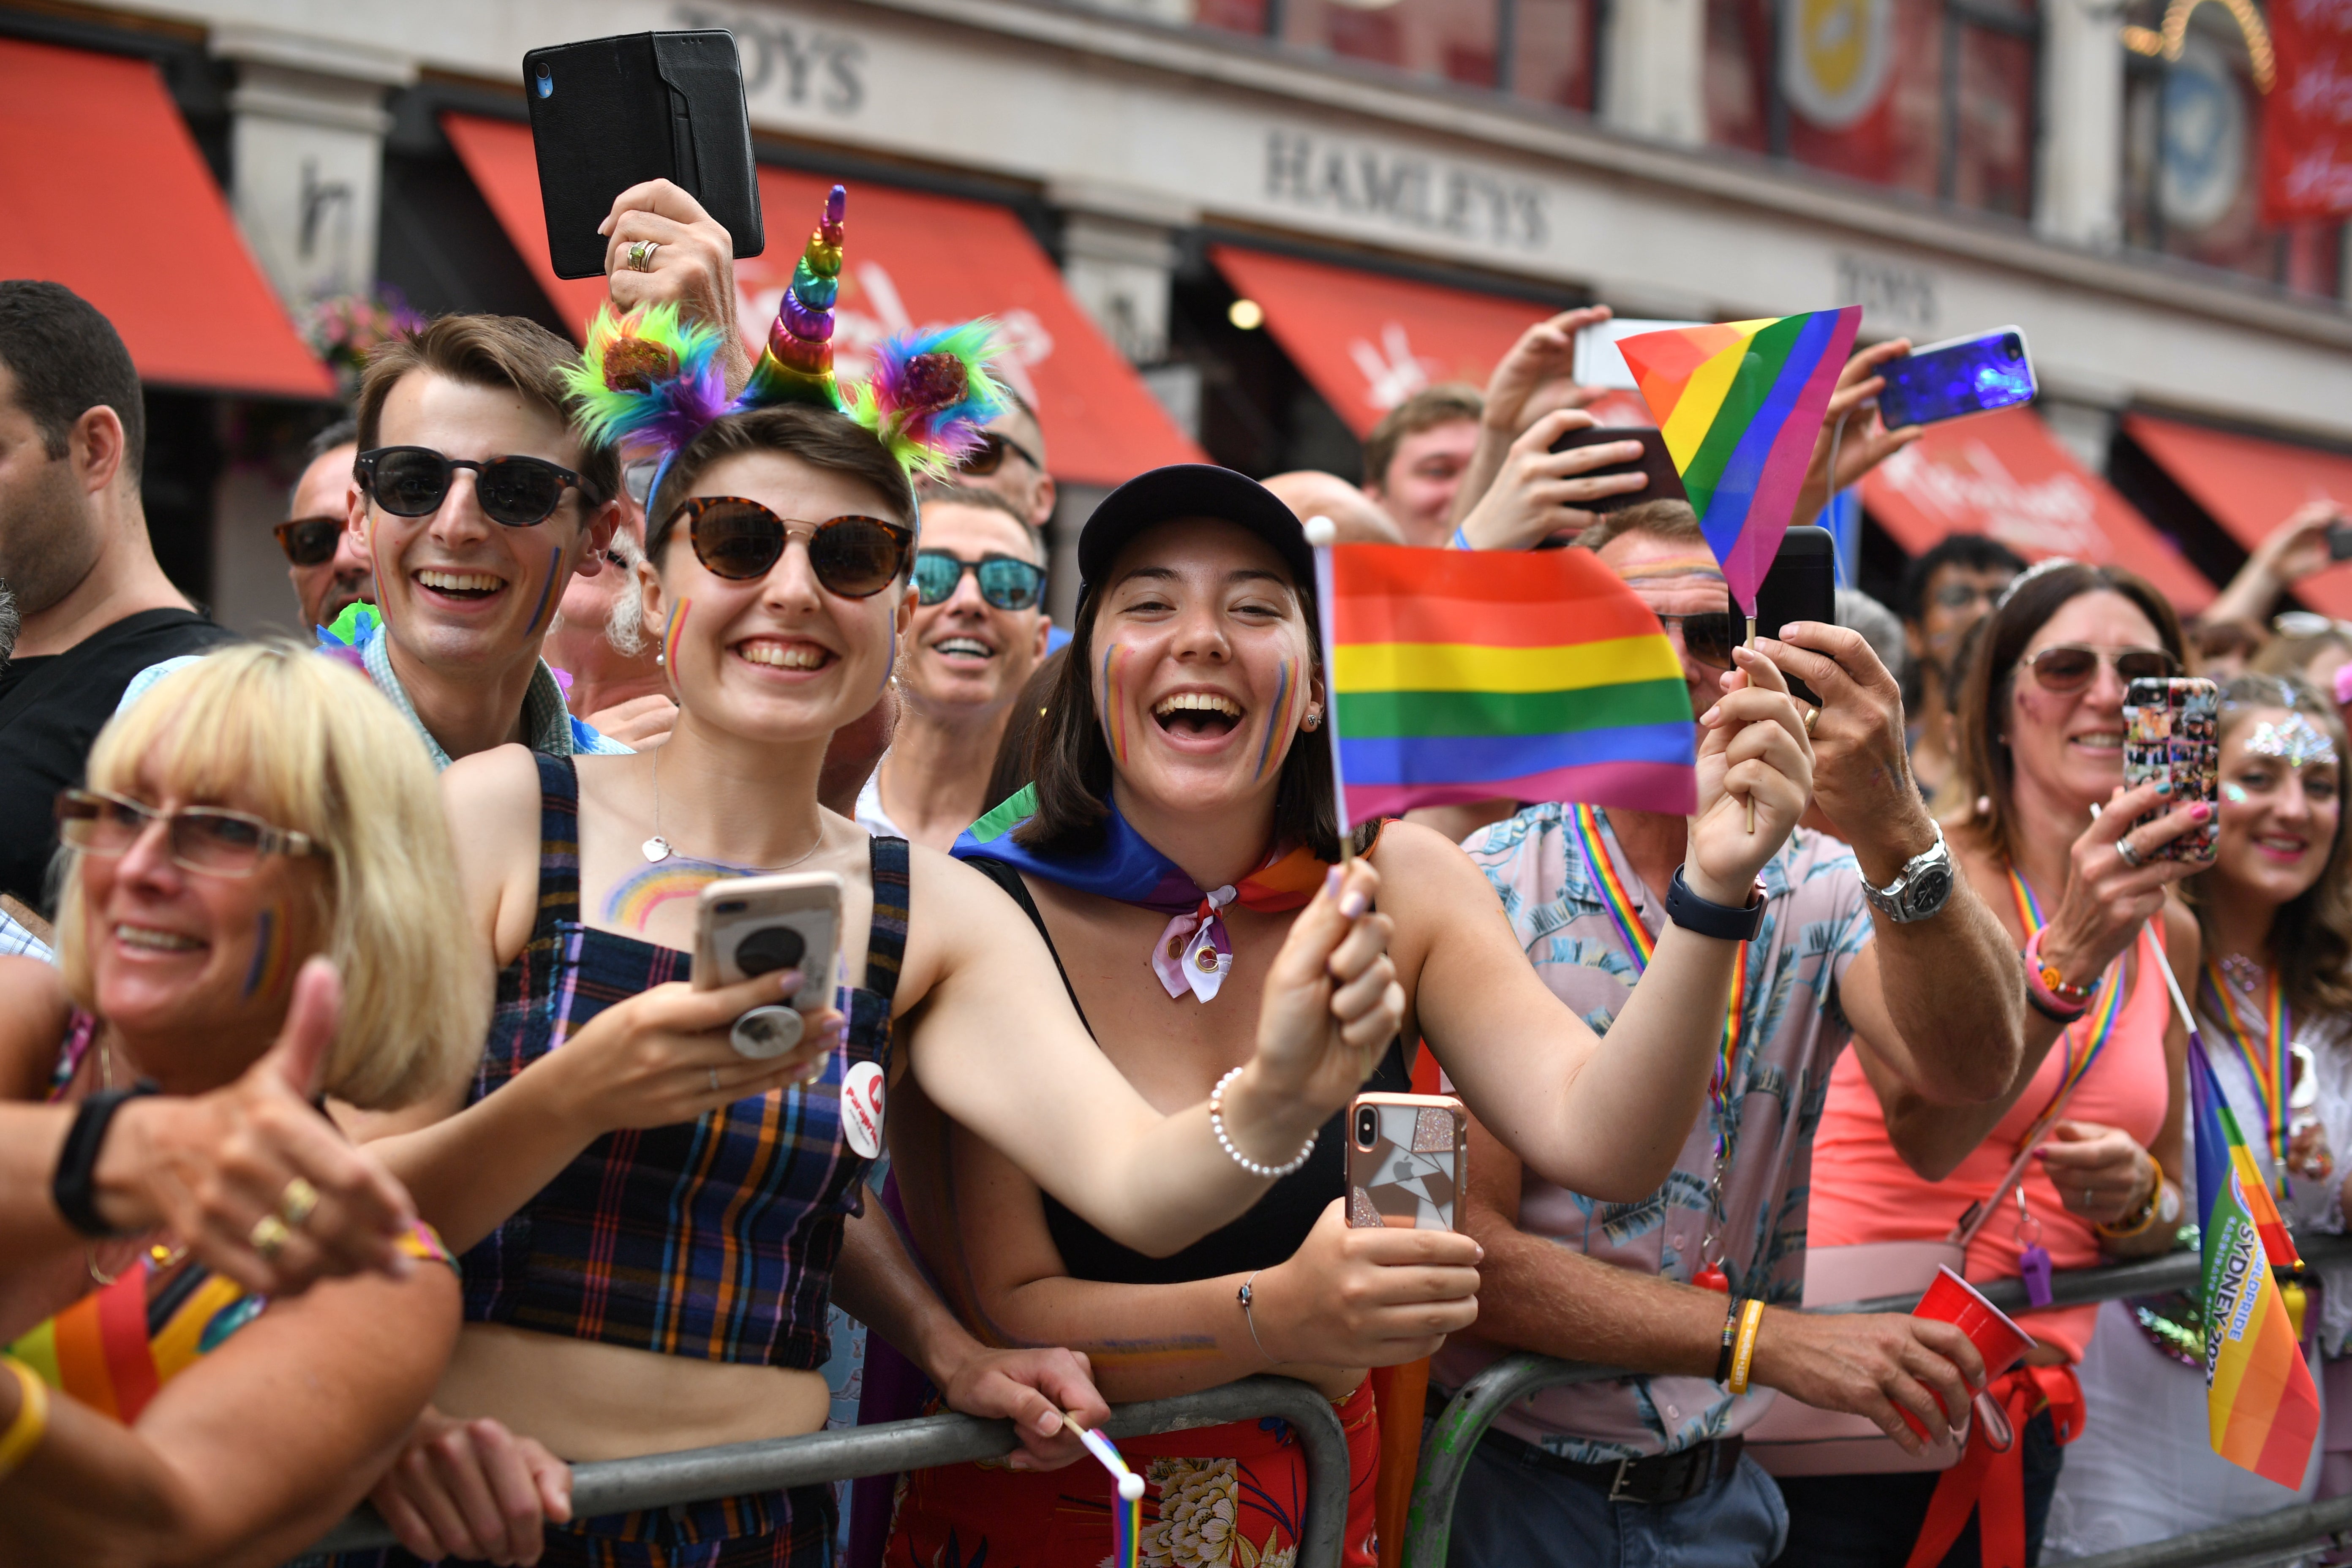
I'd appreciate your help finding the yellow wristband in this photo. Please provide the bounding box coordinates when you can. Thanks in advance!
[0,1355,49,1481]
[2096,1154,2166,1241]
[1728,1298,1766,1396]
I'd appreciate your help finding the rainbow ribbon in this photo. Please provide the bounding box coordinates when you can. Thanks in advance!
[2201,962,2292,1173]
[1071,1422,1143,1568]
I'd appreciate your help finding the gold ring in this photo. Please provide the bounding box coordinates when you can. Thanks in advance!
[278,1176,319,1229]
[626,239,659,272]
[250,1213,291,1260]
[1802,707,1820,735]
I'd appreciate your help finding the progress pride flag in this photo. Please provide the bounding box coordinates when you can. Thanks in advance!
[2262,0,2352,223]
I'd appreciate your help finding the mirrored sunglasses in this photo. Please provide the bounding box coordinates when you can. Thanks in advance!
[912,550,1045,610]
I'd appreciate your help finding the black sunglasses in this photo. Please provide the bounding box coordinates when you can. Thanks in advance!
[667,496,914,596]
[356,446,590,528]
[913,550,1045,610]
[274,514,344,567]
[956,431,1043,478]
[1655,607,1743,670]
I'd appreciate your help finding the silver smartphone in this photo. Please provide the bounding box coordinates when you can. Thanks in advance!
[693,873,841,1058]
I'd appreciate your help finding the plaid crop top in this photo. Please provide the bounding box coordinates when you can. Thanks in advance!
[457,754,907,1369]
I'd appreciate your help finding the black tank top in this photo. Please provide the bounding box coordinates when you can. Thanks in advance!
[962,855,1410,1286]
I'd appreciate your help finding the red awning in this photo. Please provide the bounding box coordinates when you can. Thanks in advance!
[0,39,331,400]
[1207,245,1646,436]
[1861,407,2215,612]
[444,114,1202,488]
[2123,414,2352,621]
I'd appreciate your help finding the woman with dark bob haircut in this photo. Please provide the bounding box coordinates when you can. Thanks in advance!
[1789,560,2211,1566]
[884,463,1818,1568]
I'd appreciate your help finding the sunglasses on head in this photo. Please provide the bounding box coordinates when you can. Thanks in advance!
[913,550,1045,611]
[955,431,1042,478]
[2020,643,2180,693]
[356,446,589,528]
[274,514,344,567]
[667,497,914,596]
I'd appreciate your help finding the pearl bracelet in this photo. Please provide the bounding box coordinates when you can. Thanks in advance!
[1208,1066,1318,1179]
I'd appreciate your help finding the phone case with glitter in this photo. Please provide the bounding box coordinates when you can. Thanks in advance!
[1345,1093,1467,1230]
[2122,677,2219,861]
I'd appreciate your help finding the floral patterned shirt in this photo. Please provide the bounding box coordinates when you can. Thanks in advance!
[1432,803,1875,1462]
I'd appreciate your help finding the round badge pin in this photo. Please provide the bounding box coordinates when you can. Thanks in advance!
[841,1059,886,1159]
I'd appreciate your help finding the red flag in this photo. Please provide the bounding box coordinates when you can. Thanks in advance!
[2261,0,2352,223]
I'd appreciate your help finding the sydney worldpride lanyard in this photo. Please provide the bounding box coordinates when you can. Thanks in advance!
[2201,960,2292,1180]
[1572,804,1750,1293]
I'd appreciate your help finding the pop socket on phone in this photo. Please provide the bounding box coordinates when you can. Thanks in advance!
[731,1005,804,1059]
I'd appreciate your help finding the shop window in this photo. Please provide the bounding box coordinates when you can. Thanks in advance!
[2120,1,2344,299]
[1705,0,2039,221]
[1509,0,1598,112]
[1280,0,1503,87]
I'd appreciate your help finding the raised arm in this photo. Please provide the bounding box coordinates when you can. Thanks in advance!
[1444,307,1609,532]
[1415,647,1814,1198]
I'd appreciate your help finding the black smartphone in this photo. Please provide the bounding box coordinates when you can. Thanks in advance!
[1753,525,1838,707]
[1547,426,1688,517]
[2328,521,2352,563]
[1876,327,2037,429]
[524,31,765,280]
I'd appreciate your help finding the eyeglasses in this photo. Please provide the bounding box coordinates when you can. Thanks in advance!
[1933,580,2009,613]
[1654,608,1743,670]
[955,431,1043,479]
[667,497,914,596]
[2019,643,2179,694]
[56,789,320,877]
[912,550,1046,611]
[274,515,344,567]
[356,446,589,527]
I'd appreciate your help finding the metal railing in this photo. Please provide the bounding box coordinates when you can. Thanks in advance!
[302,1374,1349,1563]
[1407,1233,2352,1568]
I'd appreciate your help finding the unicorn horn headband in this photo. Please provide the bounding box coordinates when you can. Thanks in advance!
[566,184,1010,501]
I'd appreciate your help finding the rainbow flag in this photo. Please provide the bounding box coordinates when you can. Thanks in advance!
[2190,1041,2320,1488]
[1314,542,1696,827]
[1614,307,1862,611]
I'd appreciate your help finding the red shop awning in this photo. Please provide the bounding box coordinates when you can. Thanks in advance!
[2122,414,2352,621]
[1862,406,2215,612]
[0,38,332,399]
[1206,245,1648,436]
[444,114,1202,488]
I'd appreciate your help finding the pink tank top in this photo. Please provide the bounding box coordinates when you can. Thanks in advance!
[1808,926,2172,1361]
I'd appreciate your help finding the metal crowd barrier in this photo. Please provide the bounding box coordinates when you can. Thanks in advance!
[302,1374,1349,1563]
[1407,1233,2352,1568]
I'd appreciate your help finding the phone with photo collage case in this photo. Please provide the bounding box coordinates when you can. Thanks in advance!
[1346,1093,1467,1231]
[2122,678,2220,861]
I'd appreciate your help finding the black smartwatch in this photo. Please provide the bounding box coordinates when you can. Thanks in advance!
[52,1083,158,1238]
[1666,866,1766,942]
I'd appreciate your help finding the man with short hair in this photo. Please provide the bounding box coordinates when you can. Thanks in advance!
[1439,499,2041,1568]
[0,281,235,913]
[1896,534,2024,799]
[858,485,1050,847]
[1359,382,1483,546]
[342,313,626,768]
[276,418,371,632]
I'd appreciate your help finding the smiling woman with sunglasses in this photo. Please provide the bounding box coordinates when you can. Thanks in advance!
[1785,561,2209,1567]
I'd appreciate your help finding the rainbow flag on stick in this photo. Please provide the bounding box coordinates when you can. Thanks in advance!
[1615,306,1862,612]
[2189,1040,2321,1488]
[1314,542,1696,828]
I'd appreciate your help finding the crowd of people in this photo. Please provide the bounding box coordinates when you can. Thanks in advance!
[0,173,2347,1568]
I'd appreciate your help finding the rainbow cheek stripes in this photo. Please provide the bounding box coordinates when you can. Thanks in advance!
[1100,643,1132,763]
[662,600,689,689]
[1252,658,1295,782]
[241,906,291,1000]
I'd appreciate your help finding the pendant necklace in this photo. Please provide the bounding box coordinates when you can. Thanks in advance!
[641,743,825,872]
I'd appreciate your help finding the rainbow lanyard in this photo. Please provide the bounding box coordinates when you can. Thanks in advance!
[2201,961,2292,1171]
[2006,867,2129,1141]
[1572,804,1750,1156]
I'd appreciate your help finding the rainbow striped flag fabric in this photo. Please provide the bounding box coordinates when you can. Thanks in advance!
[2190,1040,2321,1488]
[1313,542,1696,826]
[1614,307,1862,611]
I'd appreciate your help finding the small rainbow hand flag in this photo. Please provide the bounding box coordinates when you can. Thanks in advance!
[2190,1040,2321,1488]
[1614,307,1862,612]
[1314,542,1696,828]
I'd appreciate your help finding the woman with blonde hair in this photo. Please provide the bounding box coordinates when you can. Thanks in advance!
[0,642,484,1565]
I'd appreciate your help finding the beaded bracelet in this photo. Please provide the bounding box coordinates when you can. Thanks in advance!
[2022,929,2093,1023]
[1208,1067,1318,1179]
[1727,1299,1767,1396]
[0,1355,49,1481]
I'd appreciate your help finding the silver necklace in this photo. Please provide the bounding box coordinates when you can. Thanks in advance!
[641,745,825,872]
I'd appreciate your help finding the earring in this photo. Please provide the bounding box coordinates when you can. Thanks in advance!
[1302,703,1323,732]
[655,652,665,666]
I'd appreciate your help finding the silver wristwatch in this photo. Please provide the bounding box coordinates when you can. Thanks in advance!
[1859,819,1954,923]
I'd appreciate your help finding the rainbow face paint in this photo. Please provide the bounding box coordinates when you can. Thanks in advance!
[1252,656,1295,783]
[662,600,689,692]
[1100,642,1133,764]
[523,544,564,639]
[242,906,291,1000]
[602,855,757,931]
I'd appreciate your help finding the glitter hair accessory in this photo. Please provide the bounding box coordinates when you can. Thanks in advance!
[567,184,1008,498]
[2243,713,2338,768]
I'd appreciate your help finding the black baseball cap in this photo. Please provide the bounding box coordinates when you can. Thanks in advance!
[1077,464,1315,601]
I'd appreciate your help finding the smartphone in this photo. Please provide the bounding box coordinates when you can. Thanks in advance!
[2327,521,2352,563]
[693,873,841,1058]
[1753,525,1838,708]
[2122,678,2220,861]
[1547,426,1688,519]
[524,31,765,280]
[1875,327,2037,429]
[1573,318,1710,390]
[1346,1093,1467,1231]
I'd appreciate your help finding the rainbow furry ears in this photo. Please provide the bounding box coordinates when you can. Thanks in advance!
[568,184,1010,488]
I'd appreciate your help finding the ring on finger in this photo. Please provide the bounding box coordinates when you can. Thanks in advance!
[250,1213,292,1260]
[2116,836,2143,868]
[1802,707,1820,736]
[625,239,660,272]
[278,1176,320,1229]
